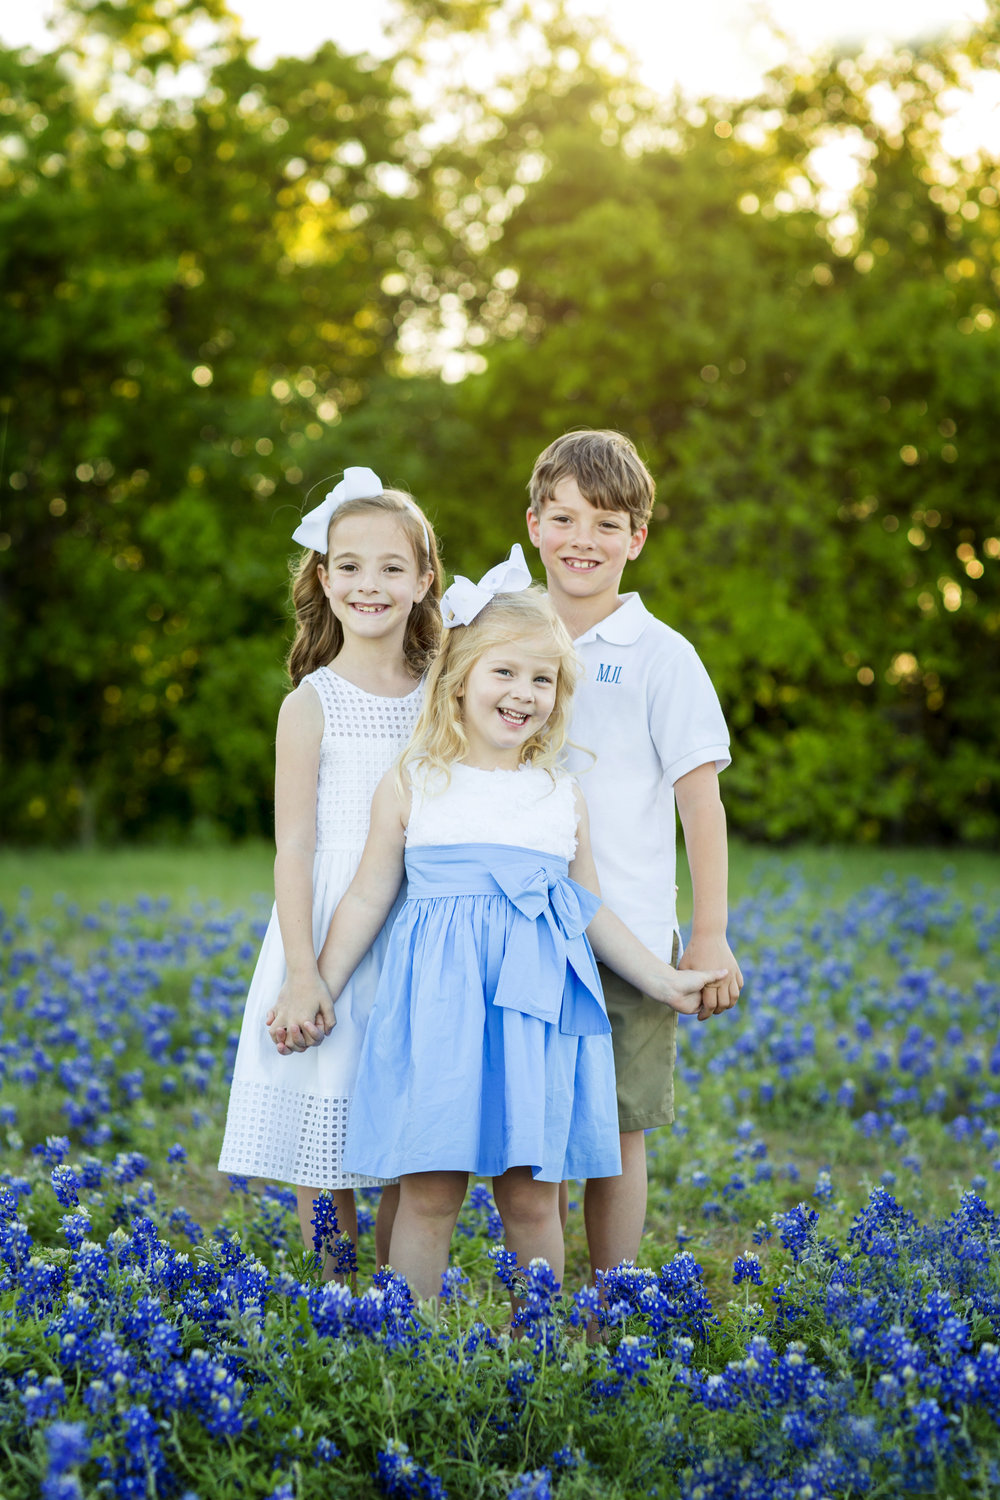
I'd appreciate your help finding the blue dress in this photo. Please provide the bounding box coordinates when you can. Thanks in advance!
[342,764,622,1183]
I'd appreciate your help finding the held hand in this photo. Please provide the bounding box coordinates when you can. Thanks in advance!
[265,973,335,1055]
[652,966,730,1016]
[679,936,744,1022]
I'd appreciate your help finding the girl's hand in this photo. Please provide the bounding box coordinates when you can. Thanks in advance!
[650,967,730,1016]
[266,975,335,1054]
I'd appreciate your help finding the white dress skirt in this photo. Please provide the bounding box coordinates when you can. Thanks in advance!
[218,666,422,1189]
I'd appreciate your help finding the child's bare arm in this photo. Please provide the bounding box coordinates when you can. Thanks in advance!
[315,772,408,993]
[267,685,336,1053]
[268,771,406,1051]
[570,791,727,1015]
[674,763,743,1019]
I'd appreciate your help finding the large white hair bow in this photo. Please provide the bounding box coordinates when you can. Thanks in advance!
[292,467,384,552]
[440,543,533,629]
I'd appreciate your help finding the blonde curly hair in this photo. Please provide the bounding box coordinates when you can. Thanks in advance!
[400,588,580,786]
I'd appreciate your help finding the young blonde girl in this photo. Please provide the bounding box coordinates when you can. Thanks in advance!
[219,466,442,1270]
[278,547,725,1299]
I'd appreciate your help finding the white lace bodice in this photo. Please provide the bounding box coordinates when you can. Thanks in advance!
[406,762,579,860]
[302,667,422,853]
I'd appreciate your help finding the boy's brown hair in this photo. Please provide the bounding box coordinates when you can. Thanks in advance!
[528,429,655,533]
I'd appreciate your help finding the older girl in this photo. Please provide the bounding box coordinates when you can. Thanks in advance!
[219,467,441,1271]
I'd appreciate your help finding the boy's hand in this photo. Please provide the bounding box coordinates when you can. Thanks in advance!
[651,966,730,1015]
[680,936,743,1022]
[265,975,335,1054]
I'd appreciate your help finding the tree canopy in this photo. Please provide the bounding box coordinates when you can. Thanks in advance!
[3,0,998,844]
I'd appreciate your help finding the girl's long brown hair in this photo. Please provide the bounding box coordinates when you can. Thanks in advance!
[287,491,442,686]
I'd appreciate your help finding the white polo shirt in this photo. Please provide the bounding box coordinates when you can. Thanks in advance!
[565,593,730,963]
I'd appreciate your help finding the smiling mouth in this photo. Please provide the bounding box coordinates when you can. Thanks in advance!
[351,603,389,613]
[562,557,599,571]
[498,708,529,727]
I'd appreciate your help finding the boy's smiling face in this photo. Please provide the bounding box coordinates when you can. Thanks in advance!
[526,476,647,620]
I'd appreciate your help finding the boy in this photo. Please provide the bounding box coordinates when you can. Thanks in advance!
[526,429,742,1277]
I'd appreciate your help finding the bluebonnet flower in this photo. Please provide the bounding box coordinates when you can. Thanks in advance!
[17,1255,65,1313]
[507,1469,552,1499]
[375,1439,447,1498]
[168,1205,204,1245]
[51,1165,80,1208]
[459,1182,505,1241]
[77,1157,105,1190]
[41,1421,89,1500]
[332,1232,358,1278]
[59,1209,92,1250]
[813,1169,834,1202]
[166,1143,187,1165]
[21,1374,68,1425]
[592,1334,654,1401]
[439,1265,471,1304]
[771,1203,821,1262]
[732,1253,763,1286]
[110,1151,148,1186]
[35,1135,72,1166]
[569,1284,602,1330]
[507,1259,561,1349]
[179,1349,246,1438]
[488,1245,520,1289]
[506,1359,535,1407]
[310,1191,340,1256]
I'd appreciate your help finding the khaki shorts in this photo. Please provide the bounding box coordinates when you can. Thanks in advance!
[599,932,680,1134]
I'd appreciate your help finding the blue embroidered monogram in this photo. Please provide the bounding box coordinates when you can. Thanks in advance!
[595,663,623,684]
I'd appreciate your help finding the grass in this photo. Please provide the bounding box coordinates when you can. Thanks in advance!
[0,841,276,910]
[4,837,998,912]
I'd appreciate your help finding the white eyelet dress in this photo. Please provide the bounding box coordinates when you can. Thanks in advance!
[218,667,422,1189]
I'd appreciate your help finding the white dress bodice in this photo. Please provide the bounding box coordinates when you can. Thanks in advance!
[406,762,579,861]
[304,666,423,852]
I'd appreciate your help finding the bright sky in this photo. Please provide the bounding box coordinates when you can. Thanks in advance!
[5,0,988,102]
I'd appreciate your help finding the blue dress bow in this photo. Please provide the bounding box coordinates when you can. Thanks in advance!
[403,843,610,1036]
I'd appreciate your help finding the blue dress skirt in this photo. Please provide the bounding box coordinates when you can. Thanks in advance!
[342,843,622,1183]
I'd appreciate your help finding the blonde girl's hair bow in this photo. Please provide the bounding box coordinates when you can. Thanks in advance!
[292,466,429,553]
[440,543,533,628]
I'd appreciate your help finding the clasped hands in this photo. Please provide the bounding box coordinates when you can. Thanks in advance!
[680,935,744,1023]
[265,971,335,1055]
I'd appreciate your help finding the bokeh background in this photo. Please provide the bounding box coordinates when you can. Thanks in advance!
[2,0,998,849]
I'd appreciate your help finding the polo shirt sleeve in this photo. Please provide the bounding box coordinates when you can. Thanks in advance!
[647,635,731,785]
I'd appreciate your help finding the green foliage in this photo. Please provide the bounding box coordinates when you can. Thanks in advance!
[405,29,1000,844]
[1,1,452,841]
[4,0,999,842]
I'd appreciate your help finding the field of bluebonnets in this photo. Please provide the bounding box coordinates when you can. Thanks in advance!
[2,848,999,1499]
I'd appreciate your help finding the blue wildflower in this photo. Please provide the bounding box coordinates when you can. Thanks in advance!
[732,1253,763,1286]
[374,1438,447,1498]
[507,1469,552,1499]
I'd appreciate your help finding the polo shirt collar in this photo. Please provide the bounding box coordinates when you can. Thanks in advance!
[573,593,649,647]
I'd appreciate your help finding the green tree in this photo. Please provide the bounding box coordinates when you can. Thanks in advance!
[1,0,451,841]
[365,7,1000,843]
